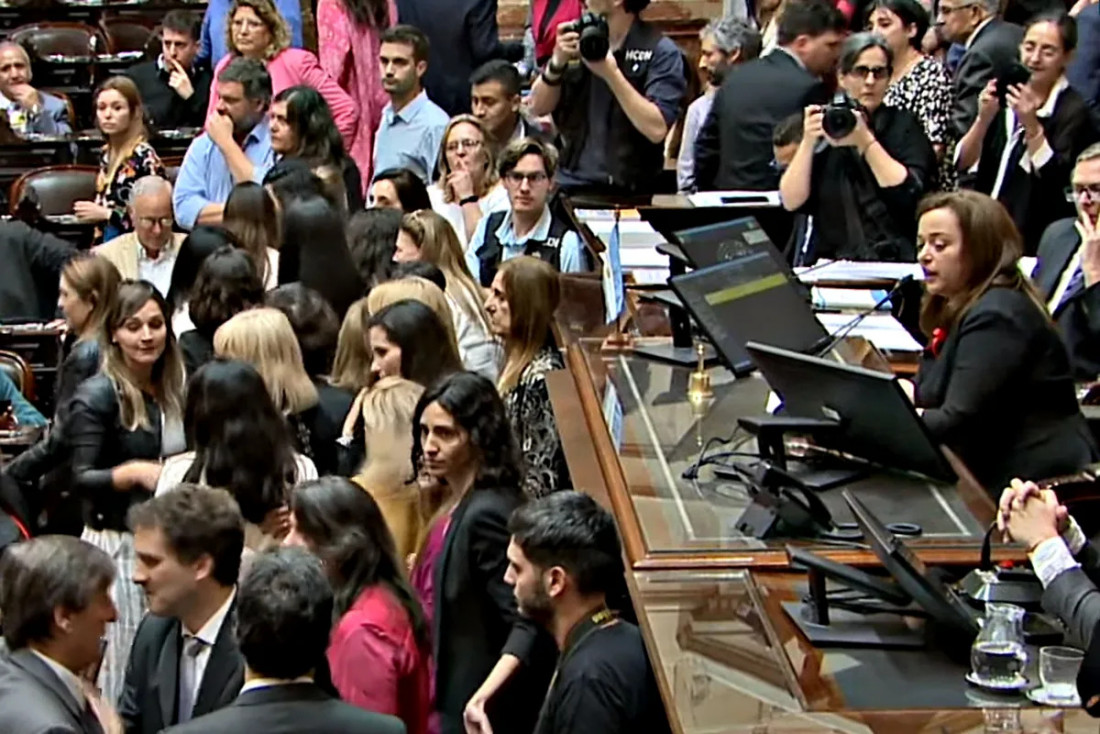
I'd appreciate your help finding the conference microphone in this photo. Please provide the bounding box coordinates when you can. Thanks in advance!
[812,274,915,357]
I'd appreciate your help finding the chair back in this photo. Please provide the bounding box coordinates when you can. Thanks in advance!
[9,22,107,58]
[0,350,35,403]
[101,18,155,55]
[8,164,98,216]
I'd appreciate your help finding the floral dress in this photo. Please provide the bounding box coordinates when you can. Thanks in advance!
[95,140,165,242]
[502,346,571,498]
[884,55,957,191]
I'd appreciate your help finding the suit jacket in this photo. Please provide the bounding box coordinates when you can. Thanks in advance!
[694,49,829,191]
[0,220,77,321]
[163,682,405,734]
[1035,217,1100,379]
[1,91,73,136]
[915,286,1098,491]
[119,604,244,734]
[1068,4,1100,127]
[125,59,213,131]
[433,486,556,734]
[1041,542,1100,714]
[93,231,185,283]
[950,18,1024,139]
[0,649,104,734]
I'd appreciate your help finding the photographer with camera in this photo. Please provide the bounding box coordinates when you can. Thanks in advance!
[779,33,936,263]
[528,0,686,196]
[956,13,1099,253]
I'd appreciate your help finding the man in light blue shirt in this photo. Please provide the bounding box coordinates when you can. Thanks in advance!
[198,0,303,64]
[374,25,450,185]
[174,57,277,229]
[466,137,587,287]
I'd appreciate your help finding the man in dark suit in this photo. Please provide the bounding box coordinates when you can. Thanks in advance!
[119,485,246,734]
[1068,2,1100,127]
[0,536,120,734]
[0,219,77,321]
[165,547,406,734]
[694,0,845,192]
[1035,144,1100,380]
[938,0,1023,138]
[126,11,212,131]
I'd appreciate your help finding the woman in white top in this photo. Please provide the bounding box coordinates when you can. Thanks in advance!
[393,209,501,380]
[428,114,510,249]
[222,182,281,289]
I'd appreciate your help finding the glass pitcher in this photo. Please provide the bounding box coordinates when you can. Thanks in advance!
[970,603,1028,687]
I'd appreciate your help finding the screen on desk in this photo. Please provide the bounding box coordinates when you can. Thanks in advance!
[672,217,790,271]
[670,253,826,376]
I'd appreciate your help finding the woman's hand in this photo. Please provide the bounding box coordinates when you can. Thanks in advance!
[827,110,874,151]
[113,460,162,492]
[448,158,476,201]
[260,504,292,539]
[802,105,825,143]
[73,201,110,223]
[1006,83,1041,137]
[977,80,1001,125]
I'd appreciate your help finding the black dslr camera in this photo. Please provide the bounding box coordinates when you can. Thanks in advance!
[821,92,862,139]
[564,12,610,62]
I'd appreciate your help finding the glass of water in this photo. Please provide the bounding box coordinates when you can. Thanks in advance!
[1039,646,1084,701]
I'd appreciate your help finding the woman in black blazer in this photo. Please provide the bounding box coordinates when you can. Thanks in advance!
[411,371,555,734]
[955,12,1100,253]
[914,190,1097,492]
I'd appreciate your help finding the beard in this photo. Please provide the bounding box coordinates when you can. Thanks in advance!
[516,582,554,625]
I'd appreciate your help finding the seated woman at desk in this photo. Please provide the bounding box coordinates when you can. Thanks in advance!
[912,190,1097,491]
[779,32,936,264]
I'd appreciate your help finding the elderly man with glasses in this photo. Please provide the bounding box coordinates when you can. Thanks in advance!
[94,175,184,296]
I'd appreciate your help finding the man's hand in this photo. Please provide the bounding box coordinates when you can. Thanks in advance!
[8,83,40,112]
[1004,485,1063,551]
[166,57,194,101]
[584,49,619,81]
[551,22,580,68]
[73,200,110,223]
[206,111,235,150]
[463,696,494,734]
[83,681,124,734]
[1080,211,1100,286]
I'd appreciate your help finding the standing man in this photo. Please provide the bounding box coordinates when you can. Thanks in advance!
[471,60,546,151]
[173,57,276,228]
[127,12,213,130]
[676,17,761,193]
[94,176,183,295]
[502,491,669,734]
[373,25,450,185]
[0,536,119,734]
[528,0,687,197]
[694,0,845,192]
[119,485,246,733]
[0,42,73,136]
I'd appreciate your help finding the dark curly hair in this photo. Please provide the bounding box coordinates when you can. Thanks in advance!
[273,86,351,170]
[346,208,402,289]
[188,246,265,337]
[266,283,340,378]
[411,371,524,494]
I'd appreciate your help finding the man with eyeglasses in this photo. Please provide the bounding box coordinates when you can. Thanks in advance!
[1035,143,1100,379]
[94,175,184,296]
[466,137,587,286]
[938,0,1023,138]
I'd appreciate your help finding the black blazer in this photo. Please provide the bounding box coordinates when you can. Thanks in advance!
[163,682,405,734]
[0,649,104,733]
[964,85,1098,253]
[433,486,556,734]
[694,49,829,191]
[1035,217,1100,379]
[0,220,77,321]
[951,19,1025,139]
[125,59,212,131]
[119,603,243,734]
[178,329,215,377]
[302,381,354,476]
[915,286,1098,491]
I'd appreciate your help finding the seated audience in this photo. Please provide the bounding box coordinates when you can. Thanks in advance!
[429,115,509,248]
[470,60,545,153]
[780,33,936,263]
[286,477,431,733]
[65,280,187,702]
[174,57,277,229]
[121,485,246,732]
[94,176,183,296]
[166,547,405,733]
[367,299,463,387]
[223,181,281,288]
[75,78,166,243]
[167,226,237,335]
[0,220,76,321]
[180,246,265,374]
[913,190,1098,491]
[956,13,1099,252]
[0,537,118,733]
[126,11,213,130]
[486,256,569,499]
[200,0,302,65]
[270,85,365,212]
[1035,144,1100,379]
[410,371,555,734]
[278,194,365,318]
[374,25,450,185]
[0,41,73,136]
[347,208,403,289]
[505,492,668,734]
[677,17,762,193]
[467,138,586,286]
[370,167,433,211]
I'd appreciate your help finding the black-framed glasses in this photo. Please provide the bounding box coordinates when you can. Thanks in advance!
[1065,184,1100,203]
[504,171,549,186]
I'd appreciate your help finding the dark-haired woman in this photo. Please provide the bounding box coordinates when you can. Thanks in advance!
[347,207,402,289]
[370,167,432,212]
[167,226,236,336]
[410,371,555,734]
[368,299,462,387]
[271,86,365,211]
[285,477,430,734]
[279,194,366,319]
[155,359,317,551]
[223,182,281,288]
[913,190,1097,491]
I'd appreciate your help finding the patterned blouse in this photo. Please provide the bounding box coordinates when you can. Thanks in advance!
[884,55,956,190]
[503,345,571,499]
[95,140,165,240]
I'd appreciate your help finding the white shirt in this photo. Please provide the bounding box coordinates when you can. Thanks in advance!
[180,588,236,706]
[137,241,178,298]
[239,675,313,694]
[154,450,318,496]
[1028,516,1088,586]
[988,77,1068,200]
[428,183,511,251]
[30,650,85,708]
[1048,220,1090,312]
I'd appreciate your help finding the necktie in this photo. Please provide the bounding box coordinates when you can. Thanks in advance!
[1058,265,1086,313]
[177,635,207,724]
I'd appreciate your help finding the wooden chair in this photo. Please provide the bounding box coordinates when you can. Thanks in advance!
[0,350,35,403]
[8,164,98,216]
[8,22,108,58]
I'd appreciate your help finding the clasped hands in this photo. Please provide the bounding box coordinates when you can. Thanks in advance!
[997,478,1069,552]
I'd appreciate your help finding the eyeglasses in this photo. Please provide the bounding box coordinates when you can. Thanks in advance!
[445,139,483,153]
[847,65,890,80]
[1065,184,1100,203]
[138,216,174,229]
[504,171,549,186]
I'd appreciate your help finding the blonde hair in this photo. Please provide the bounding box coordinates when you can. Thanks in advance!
[94,77,150,197]
[436,114,499,204]
[497,257,561,394]
[355,376,423,486]
[365,277,460,349]
[213,308,319,414]
[399,210,490,332]
[227,0,292,60]
[63,254,122,342]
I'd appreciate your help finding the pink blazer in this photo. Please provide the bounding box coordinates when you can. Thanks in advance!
[208,48,360,151]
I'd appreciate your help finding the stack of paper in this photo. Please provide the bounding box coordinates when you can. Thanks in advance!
[573,209,669,285]
[811,287,891,311]
[815,312,923,353]
[795,260,924,285]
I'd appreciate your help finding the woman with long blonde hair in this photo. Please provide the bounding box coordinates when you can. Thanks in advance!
[73,77,165,242]
[428,114,509,246]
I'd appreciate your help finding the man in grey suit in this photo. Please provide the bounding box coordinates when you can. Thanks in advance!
[0,536,121,734]
[165,547,406,734]
[0,42,73,136]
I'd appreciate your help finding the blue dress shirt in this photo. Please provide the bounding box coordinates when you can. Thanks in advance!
[199,0,303,65]
[173,118,276,229]
[465,205,586,284]
[372,91,449,184]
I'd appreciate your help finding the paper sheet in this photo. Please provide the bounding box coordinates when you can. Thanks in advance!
[814,312,923,353]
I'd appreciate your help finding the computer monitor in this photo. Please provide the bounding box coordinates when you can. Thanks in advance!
[672,216,791,271]
[670,255,828,376]
[744,342,955,481]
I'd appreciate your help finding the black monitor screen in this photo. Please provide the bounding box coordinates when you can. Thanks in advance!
[673,217,790,271]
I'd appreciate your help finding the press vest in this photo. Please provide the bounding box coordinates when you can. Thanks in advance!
[475,210,573,287]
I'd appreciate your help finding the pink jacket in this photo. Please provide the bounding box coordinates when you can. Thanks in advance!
[208,48,360,151]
